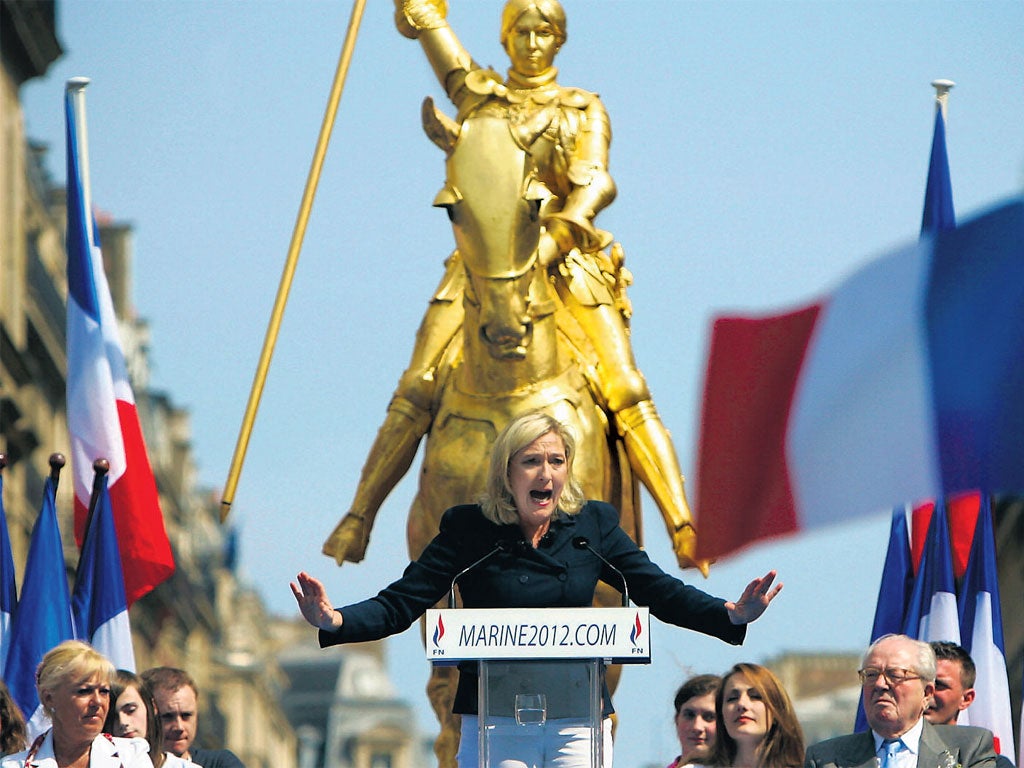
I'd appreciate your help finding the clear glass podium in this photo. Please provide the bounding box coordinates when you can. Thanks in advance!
[426,606,651,768]
[478,657,604,767]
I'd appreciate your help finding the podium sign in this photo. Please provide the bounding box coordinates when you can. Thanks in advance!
[425,606,650,664]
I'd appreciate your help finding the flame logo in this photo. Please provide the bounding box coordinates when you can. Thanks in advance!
[433,614,445,646]
[630,612,643,645]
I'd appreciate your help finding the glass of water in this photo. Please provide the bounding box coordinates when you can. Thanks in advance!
[515,693,547,726]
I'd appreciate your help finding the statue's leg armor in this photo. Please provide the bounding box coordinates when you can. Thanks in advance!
[616,400,702,572]
[322,395,432,564]
[565,300,702,571]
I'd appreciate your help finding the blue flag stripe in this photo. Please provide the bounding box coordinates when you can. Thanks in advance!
[921,107,955,234]
[926,201,1024,494]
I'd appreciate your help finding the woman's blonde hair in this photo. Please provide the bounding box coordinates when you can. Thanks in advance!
[479,411,584,524]
[36,640,114,699]
[500,0,567,48]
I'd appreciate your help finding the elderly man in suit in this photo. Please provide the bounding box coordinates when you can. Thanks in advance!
[805,635,996,768]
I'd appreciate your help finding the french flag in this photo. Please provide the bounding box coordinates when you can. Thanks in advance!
[72,473,136,671]
[957,503,1014,761]
[3,478,75,738]
[694,196,1024,561]
[901,506,959,643]
[0,466,17,678]
[65,82,174,605]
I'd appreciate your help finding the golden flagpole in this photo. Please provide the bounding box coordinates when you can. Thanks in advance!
[220,0,367,522]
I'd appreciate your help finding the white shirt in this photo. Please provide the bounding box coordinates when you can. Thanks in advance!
[0,731,154,768]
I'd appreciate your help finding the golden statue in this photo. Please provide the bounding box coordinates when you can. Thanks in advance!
[323,1,701,763]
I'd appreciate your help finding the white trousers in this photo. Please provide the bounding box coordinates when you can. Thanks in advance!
[457,715,613,768]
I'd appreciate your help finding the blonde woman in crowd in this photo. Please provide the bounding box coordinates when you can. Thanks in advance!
[0,641,153,768]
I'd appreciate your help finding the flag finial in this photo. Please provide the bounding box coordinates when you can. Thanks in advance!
[931,79,955,120]
[65,77,91,93]
[48,452,65,483]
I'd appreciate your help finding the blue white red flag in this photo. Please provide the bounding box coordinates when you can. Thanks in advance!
[0,470,17,678]
[3,478,75,738]
[901,506,959,643]
[694,197,1024,560]
[957,502,1014,761]
[854,506,914,731]
[65,84,174,604]
[72,473,135,670]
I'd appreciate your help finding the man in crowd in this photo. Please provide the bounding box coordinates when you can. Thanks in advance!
[926,641,977,726]
[805,634,996,768]
[142,667,246,768]
[926,641,1015,768]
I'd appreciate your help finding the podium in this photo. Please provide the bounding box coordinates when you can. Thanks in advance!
[426,607,651,768]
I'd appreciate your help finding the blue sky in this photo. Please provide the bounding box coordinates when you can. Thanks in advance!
[20,1,1024,765]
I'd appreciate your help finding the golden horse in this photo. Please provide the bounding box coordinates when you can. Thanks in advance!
[324,105,643,766]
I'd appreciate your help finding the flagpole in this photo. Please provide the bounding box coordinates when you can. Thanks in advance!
[65,78,95,247]
[931,78,954,120]
[220,0,367,523]
[84,458,110,534]
[48,452,66,492]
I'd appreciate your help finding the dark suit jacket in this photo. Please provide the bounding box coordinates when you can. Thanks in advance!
[190,747,246,768]
[805,720,997,768]
[319,501,746,714]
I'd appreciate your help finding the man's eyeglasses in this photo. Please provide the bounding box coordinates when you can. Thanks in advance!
[857,667,922,686]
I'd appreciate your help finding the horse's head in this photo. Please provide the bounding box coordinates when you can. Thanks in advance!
[425,100,554,360]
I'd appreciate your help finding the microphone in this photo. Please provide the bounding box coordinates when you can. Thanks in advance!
[448,541,509,608]
[573,536,630,607]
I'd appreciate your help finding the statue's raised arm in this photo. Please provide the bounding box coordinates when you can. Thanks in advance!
[395,1,476,98]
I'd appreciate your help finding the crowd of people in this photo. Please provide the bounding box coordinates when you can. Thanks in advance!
[0,634,1010,768]
[664,636,1005,768]
[0,641,244,768]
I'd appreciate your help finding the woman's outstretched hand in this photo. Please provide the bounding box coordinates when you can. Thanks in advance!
[290,571,344,631]
[725,570,782,625]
